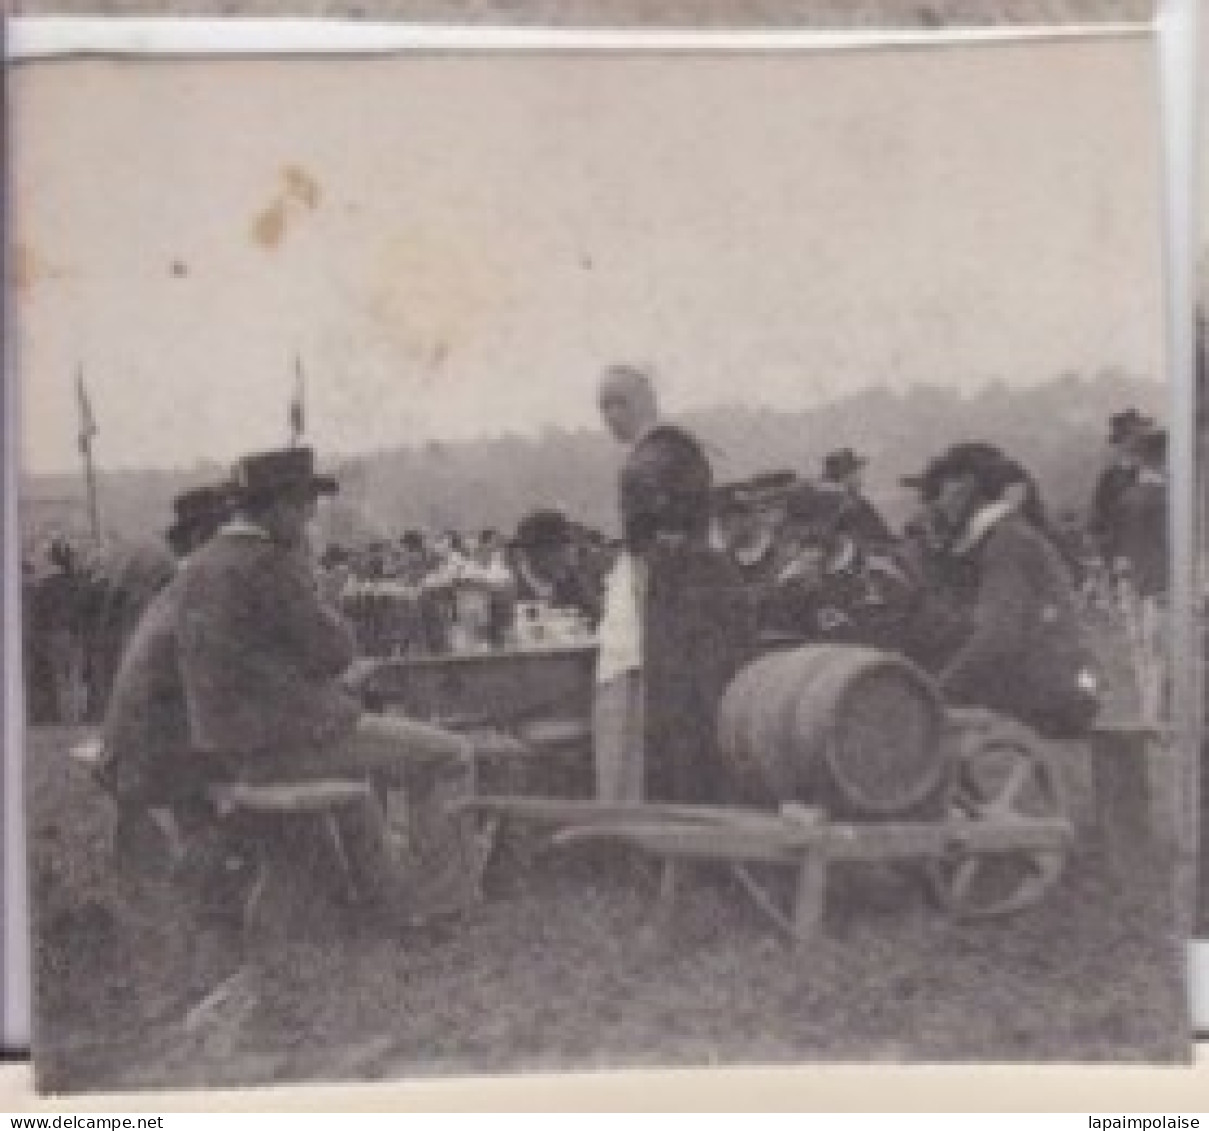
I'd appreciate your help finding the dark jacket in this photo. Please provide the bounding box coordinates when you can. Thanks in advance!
[1089,463,1137,561]
[176,526,360,756]
[837,494,894,547]
[85,542,177,720]
[643,543,757,803]
[1116,470,1167,597]
[509,549,601,625]
[620,424,713,554]
[939,511,1097,737]
[100,577,196,805]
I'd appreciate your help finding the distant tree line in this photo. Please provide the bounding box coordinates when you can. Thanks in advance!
[22,371,1166,553]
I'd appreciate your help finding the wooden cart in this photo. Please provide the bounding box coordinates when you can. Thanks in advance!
[355,643,1075,942]
[455,706,1073,942]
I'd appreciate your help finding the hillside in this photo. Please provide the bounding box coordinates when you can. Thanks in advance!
[21,372,1165,552]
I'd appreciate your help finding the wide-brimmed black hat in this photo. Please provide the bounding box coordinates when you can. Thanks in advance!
[1109,409,1155,445]
[822,448,866,481]
[230,446,339,505]
[511,508,572,550]
[900,464,940,499]
[924,442,1013,497]
[166,483,231,545]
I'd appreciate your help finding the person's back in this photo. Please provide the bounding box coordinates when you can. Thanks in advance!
[619,423,713,554]
[176,526,359,757]
[100,575,193,806]
[85,541,177,721]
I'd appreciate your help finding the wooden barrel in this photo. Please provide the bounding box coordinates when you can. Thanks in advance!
[716,644,948,818]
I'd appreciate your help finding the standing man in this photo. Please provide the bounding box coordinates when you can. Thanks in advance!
[821,447,893,546]
[594,365,751,803]
[1115,427,1169,722]
[1088,409,1152,568]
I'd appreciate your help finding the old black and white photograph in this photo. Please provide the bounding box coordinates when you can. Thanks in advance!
[11,30,1192,1092]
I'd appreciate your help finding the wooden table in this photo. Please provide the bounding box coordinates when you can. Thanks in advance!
[356,642,598,730]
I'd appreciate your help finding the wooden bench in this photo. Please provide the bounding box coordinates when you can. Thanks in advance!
[204,779,380,941]
[70,737,379,933]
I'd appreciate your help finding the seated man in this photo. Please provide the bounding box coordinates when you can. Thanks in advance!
[509,508,600,627]
[760,480,917,651]
[175,447,481,924]
[99,483,232,870]
[925,443,1100,739]
[710,472,797,586]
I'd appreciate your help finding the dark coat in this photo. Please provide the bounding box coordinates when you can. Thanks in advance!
[620,424,713,554]
[84,542,177,720]
[837,494,894,547]
[176,527,360,756]
[1116,471,1167,597]
[100,577,200,805]
[1089,464,1137,561]
[509,549,601,625]
[939,512,1097,737]
[643,543,757,803]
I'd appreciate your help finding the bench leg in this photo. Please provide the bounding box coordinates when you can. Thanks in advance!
[241,815,359,948]
[652,857,680,948]
[792,851,827,947]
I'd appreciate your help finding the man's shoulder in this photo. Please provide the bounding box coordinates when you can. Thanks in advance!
[178,531,287,593]
[641,422,704,450]
[628,423,710,476]
[984,514,1076,586]
[982,513,1048,560]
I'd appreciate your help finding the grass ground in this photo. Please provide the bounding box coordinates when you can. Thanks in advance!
[27,690,1190,1093]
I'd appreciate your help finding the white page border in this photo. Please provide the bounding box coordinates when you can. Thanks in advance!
[6,16,1148,58]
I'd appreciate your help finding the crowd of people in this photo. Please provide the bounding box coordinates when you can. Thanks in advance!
[322,514,610,658]
[23,392,1168,737]
[20,365,1169,927]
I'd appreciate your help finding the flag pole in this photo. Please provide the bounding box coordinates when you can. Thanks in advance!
[289,353,305,448]
[76,364,101,544]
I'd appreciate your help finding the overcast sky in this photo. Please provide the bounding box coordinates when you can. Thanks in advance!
[14,38,1164,475]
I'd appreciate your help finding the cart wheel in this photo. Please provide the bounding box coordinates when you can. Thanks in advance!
[924,717,1068,919]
